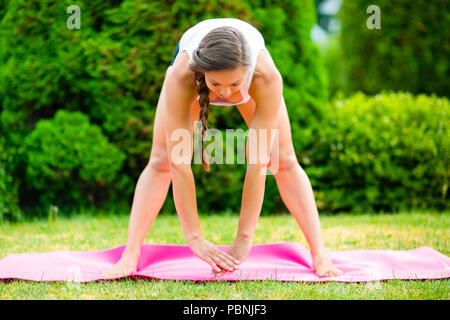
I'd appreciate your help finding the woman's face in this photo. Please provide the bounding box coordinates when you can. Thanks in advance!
[203,67,247,98]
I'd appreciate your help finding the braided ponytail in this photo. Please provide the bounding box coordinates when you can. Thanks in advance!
[196,70,211,171]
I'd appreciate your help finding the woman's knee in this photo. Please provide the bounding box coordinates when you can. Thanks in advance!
[270,147,299,173]
[148,151,171,172]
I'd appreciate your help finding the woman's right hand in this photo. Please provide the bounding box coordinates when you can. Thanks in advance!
[189,236,240,272]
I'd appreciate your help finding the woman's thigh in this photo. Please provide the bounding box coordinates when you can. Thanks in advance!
[236,95,296,167]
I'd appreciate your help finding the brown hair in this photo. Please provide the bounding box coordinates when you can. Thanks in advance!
[188,26,252,171]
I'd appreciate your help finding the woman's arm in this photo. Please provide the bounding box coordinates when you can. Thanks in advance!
[164,73,200,242]
[164,73,239,272]
[213,70,283,277]
[236,71,283,240]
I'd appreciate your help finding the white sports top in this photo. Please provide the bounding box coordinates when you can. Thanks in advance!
[178,18,266,106]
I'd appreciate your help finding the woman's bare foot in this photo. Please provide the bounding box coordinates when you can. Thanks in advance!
[212,235,252,277]
[311,248,342,278]
[102,251,140,278]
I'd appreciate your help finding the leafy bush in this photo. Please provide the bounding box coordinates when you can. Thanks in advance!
[24,110,127,212]
[0,134,21,221]
[339,0,449,97]
[321,34,347,99]
[308,91,449,213]
[0,0,327,217]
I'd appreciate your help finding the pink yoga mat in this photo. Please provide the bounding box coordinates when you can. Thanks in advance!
[0,242,449,283]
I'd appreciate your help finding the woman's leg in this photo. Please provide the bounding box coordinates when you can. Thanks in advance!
[123,72,201,258]
[102,66,201,277]
[236,97,342,277]
[121,74,173,259]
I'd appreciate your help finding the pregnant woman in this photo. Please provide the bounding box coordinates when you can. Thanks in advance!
[102,18,341,278]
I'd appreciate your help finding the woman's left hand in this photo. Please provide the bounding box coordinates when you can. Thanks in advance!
[212,235,252,277]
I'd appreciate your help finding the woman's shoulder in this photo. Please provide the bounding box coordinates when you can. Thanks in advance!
[168,51,197,86]
[251,48,281,87]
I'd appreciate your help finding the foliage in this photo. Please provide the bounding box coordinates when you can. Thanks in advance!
[0,0,327,217]
[0,134,21,221]
[338,0,449,96]
[24,110,126,213]
[309,91,449,213]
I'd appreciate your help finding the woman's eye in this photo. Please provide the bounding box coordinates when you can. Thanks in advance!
[212,83,240,87]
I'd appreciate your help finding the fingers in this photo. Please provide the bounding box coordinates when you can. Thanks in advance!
[212,268,228,277]
[208,255,235,272]
[205,249,239,273]
[203,245,239,271]
[220,250,241,265]
[210,251,236,272]
[205,256,221,272]
[211,251,242,277]
[190,238,241,273]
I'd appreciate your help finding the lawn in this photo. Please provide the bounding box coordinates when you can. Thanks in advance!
[0,210,448,299]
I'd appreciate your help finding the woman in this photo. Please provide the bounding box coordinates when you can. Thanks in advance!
[103,18,342,278]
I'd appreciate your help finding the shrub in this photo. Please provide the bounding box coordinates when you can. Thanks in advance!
[0,0,327,217]
[0,134,22,221]
[339,0,449,97]
[24,110,127,212]
[308,91,449,213]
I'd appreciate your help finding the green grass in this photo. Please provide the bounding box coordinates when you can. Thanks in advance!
[0,210,449,299]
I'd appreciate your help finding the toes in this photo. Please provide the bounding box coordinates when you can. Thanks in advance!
[316,272,329,278]
[333,268,342,276]
[316,269,341,278]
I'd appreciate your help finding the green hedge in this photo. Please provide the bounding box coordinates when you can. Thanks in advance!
[23,110,127,214]
[0,134,21,221]
[1,1,446,219]
[0,0,327,218]
[339,0,449,97]
[308,91,449,213]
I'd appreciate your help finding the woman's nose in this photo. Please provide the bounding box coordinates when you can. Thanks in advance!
[219,87,231,97]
